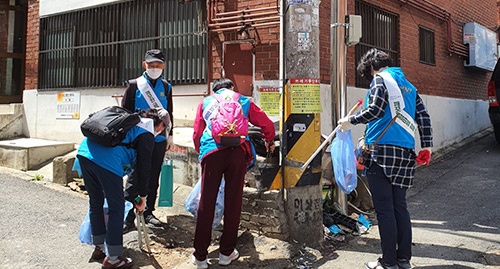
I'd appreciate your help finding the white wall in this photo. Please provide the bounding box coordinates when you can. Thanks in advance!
[326,86,490,152]
[22,83,490,152]
[23,85,206,144]
[40,0,123,16]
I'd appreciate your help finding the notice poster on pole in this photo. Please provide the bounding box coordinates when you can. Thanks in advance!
[289,78,322,114]
[56,91,80,119]
[259,87,280,116]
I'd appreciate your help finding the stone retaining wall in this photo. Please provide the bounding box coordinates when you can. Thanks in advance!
[166,144,290,240]
[241,188,289,240]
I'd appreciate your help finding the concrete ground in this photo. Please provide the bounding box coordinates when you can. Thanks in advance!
[2,128,499,268]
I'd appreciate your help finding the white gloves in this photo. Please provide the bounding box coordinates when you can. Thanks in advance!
[166,136,174,151]
[338,116,352,131]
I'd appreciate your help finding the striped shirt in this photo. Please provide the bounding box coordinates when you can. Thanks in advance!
[350,76,433,188]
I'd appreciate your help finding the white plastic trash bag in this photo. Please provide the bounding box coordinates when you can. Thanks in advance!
[79,199,133,245]
[185,178,225,230]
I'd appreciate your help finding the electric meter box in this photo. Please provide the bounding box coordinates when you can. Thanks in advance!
[463,22,497,71]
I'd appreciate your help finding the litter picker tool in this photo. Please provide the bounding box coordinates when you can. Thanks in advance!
[300,99,363,171]
[134,198,152,253]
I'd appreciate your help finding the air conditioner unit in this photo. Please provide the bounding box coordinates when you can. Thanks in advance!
[463,22,497,71]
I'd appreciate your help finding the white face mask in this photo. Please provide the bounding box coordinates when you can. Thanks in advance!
[146,68,163,79]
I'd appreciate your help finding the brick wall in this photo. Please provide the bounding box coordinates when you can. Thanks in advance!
[319,0,332,83]
[209,0,280,81]
[316,0,498,100]
[210,0,497,100]
[26,0,496,100]
[25,0,39,90]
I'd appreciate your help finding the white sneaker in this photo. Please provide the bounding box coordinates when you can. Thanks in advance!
[191,254,208,269]
[219,249,239,266]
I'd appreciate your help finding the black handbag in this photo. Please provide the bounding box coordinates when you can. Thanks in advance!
[355,115,398,167]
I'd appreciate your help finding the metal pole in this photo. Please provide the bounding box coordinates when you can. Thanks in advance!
[330,0,348,214]
[280,0,286,197]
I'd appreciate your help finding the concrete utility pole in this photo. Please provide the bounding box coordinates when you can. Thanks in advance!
[283,0,323,245]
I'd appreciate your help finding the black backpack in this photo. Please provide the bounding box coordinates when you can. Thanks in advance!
[80,106,140,147]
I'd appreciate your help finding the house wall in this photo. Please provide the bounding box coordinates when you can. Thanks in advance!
[21,0,495,151]
[320,0,498,100]
[22,85,205,144]
[38,0,122,16]
[209,0,496,99]
[209,0,280,81]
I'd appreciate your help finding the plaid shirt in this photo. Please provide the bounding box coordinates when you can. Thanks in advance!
[350,76,433,188]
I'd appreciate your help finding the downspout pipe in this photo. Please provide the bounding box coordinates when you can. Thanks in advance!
[280,0,286,197]
[330,0,348,214]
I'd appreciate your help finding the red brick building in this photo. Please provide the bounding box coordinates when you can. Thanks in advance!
[207,0,497,100]
[16,0,497,100]
[1,0,498,147]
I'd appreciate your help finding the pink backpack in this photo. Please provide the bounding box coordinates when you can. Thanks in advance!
[211,93,249,146]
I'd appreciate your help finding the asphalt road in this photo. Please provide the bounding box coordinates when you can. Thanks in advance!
[0,130,499,269]
[0,169,95,269]
[319,131,500,269]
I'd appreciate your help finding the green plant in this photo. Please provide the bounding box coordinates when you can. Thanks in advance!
[32,174,44,181]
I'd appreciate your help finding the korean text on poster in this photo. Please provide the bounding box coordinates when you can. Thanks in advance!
[259,87,280,116]
[56,91,80,119]
[289,78,322,114]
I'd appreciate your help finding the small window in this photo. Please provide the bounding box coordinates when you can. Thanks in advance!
[419,26,435,65]
[355,0,399,88]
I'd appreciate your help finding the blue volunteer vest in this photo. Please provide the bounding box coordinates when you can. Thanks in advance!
[134,72,170,142]
[365,67,416,149]
[76,126,150,177]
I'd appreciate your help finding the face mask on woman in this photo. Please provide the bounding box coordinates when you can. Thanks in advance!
[146,68,163,79]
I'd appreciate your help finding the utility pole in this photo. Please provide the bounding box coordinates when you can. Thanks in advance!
[282,0,323,245]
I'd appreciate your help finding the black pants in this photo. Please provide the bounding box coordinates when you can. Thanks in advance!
[366,163,412,266]
[126,140,166,223]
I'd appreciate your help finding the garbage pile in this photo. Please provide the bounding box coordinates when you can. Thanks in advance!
[321,154,374,242]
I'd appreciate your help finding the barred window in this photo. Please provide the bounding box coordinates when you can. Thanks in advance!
[355,0,399,88]
[39,0,207,90]
[419,26,435,65]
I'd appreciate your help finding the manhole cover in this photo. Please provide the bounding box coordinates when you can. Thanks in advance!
[484,250,500,265]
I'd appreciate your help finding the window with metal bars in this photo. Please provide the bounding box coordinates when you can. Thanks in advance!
[419,26,435,65]
[38,0,207,90]
[355,0,399,88]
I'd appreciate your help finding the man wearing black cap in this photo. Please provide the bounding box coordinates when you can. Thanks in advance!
[121,49,174,228]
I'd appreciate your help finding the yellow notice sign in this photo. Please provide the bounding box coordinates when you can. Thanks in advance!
[56,91,80,119]
[289,78,322,114]
[259,87,280,116]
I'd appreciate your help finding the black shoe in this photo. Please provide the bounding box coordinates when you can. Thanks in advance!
[89,246,105,262]
[145,214,162,226]
[397,259,412,269]
[123,221,136,233]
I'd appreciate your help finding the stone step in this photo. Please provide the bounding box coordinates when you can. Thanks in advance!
[0,138,75,171]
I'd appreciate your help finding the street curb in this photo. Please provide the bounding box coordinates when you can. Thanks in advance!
[423,127,493,166]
